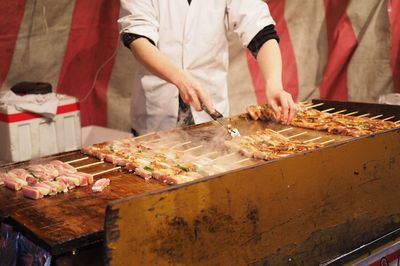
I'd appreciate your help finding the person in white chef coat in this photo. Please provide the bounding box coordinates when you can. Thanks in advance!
[119,0,297,136]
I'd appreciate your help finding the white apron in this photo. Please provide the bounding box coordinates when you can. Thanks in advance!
[119,0,275,134]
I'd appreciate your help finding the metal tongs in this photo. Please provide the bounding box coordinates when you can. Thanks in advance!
[201,104,241,138]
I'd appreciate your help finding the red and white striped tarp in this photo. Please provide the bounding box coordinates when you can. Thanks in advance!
[0,0,398,131]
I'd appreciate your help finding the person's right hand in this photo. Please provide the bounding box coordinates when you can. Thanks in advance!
[175,72,215,113]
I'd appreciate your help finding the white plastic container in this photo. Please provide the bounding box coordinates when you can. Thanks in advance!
[0,94,81,162]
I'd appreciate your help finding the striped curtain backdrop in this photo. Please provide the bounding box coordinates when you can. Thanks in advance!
[0,0,398,131]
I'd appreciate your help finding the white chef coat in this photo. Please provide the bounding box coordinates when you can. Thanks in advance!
[119,0,275,135]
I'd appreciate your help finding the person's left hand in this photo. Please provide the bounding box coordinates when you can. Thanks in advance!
[266,86,298,124]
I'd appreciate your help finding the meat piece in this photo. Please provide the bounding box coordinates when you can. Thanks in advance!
[81,146,96,156]
[0,172,6,185]
[170,172,203,184]
[42,164,60,178]
[27,164,54,181]
[31,183,51,196]
[50,160,77,174]
[246,105,263,120]
[43,181,68,194]
[22,186,44,200]
[125,157,151,172]
[56,176,80,189]
[4,176,27,191]
[134,167,153,180]
[8,168,36,183]
[92,178,110,192]
[68,172,94,186]
[104,154,127,166]
[152,167,181,184]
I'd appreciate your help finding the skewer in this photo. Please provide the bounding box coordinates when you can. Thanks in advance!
[370,114,383,120]
[182,145,203,153]
[92,166,121,177]
[277,127,293,133]
[320,139,336,145]
[357,113,370,118]
[395,120,400,124]
[140,138,162,144]
[344,111,359,116]
[304,136,322,143]
[300,102,312,107]
[152,139,186,150]
[231,158,251,165]
[267,129,290,141]
[133,132,156,140]
[210,152,236,161]
[64,157,89,164]
[170,141,192,149]
[332,109,347,115]
[382,116,395,121]
[213,165,227,172]
[195,151,219,158]
[287,131,308,139]
[75,161,104,170]
[321,108,335,113]
[305,102,324,109]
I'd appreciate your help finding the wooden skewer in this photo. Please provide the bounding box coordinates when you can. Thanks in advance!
[191,162,203,169]
[149,140,181,149]
[213,165,227,172]
[370,114,383,120]
[344,111,359,116]
[140,138,162,144]
[133,132,156,140]
[231,158,251,165]
[320,139,336,145]
[211,152,236,161]
[170,141,192,149]
[395,120,400,124]
[332,109,347,115]
[267,129,290,141]
[300,102,312,107]
[182,145,203,153]
[382,116,395,121]
[321,108,335,113]
[304,136,322,143]
[277,127,293,133]
[93,166,121,177]
[357,113,370,118]
[287,131,308,139]
[75,161,104,170]
[64,157,89,164]
[196,151,219,158]
[305,102,324,109]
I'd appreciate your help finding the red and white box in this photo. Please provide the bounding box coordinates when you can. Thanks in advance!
[0,94,81,162]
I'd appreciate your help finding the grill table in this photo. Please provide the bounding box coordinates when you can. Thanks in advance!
[0,99,400,265]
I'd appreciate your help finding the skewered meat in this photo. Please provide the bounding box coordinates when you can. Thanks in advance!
[245,104,398,137]
[225,128,322,161]
[1,160,96,199]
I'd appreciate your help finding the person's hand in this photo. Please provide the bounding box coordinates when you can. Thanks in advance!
[266,86,298,124]
[175,72,215,113]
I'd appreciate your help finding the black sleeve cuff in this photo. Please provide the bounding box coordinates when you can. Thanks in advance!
[247,24,280,58]
[121,32,155,49]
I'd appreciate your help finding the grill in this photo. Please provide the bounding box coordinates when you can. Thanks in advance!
[1,99,400,265]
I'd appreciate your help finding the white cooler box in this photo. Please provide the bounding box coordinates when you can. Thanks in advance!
[0,95,81,162]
